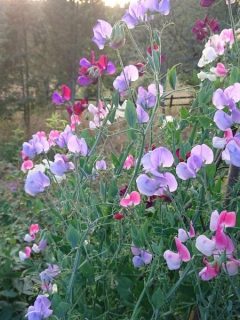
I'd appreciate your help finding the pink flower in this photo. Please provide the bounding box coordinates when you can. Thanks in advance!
[199,258,219,281]
[123,155,135,170]
[210,210,236,232]
[88,101,108,129]
[120,191,141,207]
[211,63,228,77]
[21,160,34,173]
[30,224,40,236]
[67,135,88,156]
[222,259,240,276]
[163,237,191,270]
[48,130,60,147]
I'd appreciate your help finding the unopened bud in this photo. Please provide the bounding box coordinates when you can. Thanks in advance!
[110,23,126,50]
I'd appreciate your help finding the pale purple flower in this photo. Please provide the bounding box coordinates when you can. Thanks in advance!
[136,147,177,196]
[67,135,88,156]
[96,160,107,171]
[137,83,163,108]
[50,154,74,176]
[40,264,60,284]
[214,110,233,131]
[92,20,112,50]
[176,144,213,181]
[26,295,52,320]
[24,171,50,196]
[136,105,149,123]
[88,101,108,129]
[56,125,73,148]
[32,239,47,253]
[22,132,50,159]
[113,65,139,94]
[122,0,148,29]
[131,246,152,267]
[144,0,170,14]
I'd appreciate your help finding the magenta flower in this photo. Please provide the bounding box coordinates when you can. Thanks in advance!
[78,51,116,87]
[163,237,191,270]
[120,191,141,207]
[113,65,139,94]
[192,16,220,41]
[92,19,113,50]
[26,295,53,320]
[50,154,75,176]
[52,85,71,105]
[24,171,50,196]
[199,258,219,281]
[131,246,153,268]
[200,0,215,7]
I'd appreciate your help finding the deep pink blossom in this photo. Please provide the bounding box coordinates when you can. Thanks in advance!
[120,191,141,207]
[163,237,191,270]
[123,154,135,170]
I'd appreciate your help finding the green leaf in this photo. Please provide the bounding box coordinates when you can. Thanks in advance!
[167,66,177,90]
[153,50,160,72]
[229,66,240,84]
[151,287,164,308]
[125,100,137,128]
[205,164,216,181]
[180,107,189,119]
[66,225,80,248]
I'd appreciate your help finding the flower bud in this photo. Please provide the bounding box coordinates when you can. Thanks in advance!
[110,23,126,50]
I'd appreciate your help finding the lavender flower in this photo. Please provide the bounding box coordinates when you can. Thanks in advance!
[26,295,52,320]
[131,246,153,267]
[24,171,50,196]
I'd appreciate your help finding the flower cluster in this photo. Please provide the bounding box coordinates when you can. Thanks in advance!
[19,224,47,261]
[196,210,239,280]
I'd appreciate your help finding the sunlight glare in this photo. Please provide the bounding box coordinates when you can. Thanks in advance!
[103,0,129,8]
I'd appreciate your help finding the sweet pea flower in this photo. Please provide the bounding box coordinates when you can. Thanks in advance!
[48,130,60,147]
[137,83,163,108]
[131,246,153,268]
[113,65,139,94]
[78,51,116,87]
[40,264,60,285]
[163,237,191,270]
[144,0,170,14]
[192,16,220,42]
[50,154,75,176]
[123,154,135,170]
[222,259,240,276]
[176,144,213,181]
[52,85,71,105]
[199,258,219,281]
[32,239,47,253]
[136,105,149,123]
[178,221,195,242]
[137,147,177,196]
[210,63,228,77]
[88,100,109,129]
[22,132,50,159]
[56,125,73,148]
[96,160,107,171]
[67,135,88,156]
[19,246,31,261]
[212,83,240,130]
[24,171,50,196]
[197,71,216,82]
[92,19,113,50]
[21,160,34,173]
[26,295,53,320]
[120,191,141,207]
[122,0,148,29]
